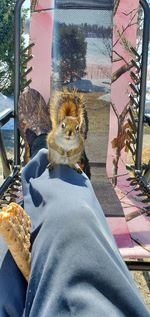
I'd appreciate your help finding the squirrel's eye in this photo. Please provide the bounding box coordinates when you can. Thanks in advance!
[76,125,79,132]
[61,122,65,129]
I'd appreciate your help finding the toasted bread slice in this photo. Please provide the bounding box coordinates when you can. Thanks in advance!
[0,202,31,281]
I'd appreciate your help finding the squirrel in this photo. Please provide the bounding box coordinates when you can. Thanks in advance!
[47,89,88,174]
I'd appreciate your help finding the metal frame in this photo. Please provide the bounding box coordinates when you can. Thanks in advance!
[14,0,26,166]
[135,0,150,171]
[0,0,25,197]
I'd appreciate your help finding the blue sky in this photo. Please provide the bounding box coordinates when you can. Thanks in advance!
[23,0,30,9]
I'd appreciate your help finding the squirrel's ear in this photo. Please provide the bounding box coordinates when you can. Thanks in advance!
[49,102,58,129]
[78,105,88,140]
[49,93,63,129]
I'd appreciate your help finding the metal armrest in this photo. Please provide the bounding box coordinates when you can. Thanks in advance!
[0,108,14,128]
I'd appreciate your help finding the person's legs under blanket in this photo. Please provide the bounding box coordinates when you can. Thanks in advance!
[20,148,149,316]
[0,250,27,317]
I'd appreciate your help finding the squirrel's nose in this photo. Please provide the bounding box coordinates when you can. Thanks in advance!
[66,130,73,137]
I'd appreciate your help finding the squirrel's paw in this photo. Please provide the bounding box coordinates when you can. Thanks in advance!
[69,164,82,174]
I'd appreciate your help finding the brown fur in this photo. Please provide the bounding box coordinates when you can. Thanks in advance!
[49,89,87,137]
[47,89,90,176]
[58,100,79,122]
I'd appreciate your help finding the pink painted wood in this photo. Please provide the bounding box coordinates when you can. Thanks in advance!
[107,0,150,260]
[107,217,150,258]
[27,0,54,103]
[106,217,133,249]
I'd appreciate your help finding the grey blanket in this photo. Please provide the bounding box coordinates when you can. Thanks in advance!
[0,149,149,317]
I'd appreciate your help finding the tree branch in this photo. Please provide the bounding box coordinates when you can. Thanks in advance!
[122,7,138,16]
[113,50,128,65]
[113,0,120,16]
[113,9,138,48]
[112,61,133,83]
[110,102,119,118]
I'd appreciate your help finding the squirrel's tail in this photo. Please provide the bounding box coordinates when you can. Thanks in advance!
[49,89,88,138]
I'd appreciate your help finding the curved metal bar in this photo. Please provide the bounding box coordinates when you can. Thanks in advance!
[14,0,26,166]
[135,0,150,171]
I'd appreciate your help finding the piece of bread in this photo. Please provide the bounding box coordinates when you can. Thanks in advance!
[0,202,31,281]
